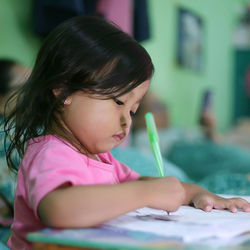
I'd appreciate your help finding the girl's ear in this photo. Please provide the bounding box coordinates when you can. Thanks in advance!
[52,88,72,105]
[63,98,72,105]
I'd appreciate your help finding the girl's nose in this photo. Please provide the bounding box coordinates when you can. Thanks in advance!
[121,113,132,129]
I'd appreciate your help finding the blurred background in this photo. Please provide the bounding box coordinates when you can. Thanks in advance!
[0,0,250,133]
[1,0,250,228]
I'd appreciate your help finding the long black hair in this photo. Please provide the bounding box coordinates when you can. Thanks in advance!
[0,59,16,96]
[4,16,154,172]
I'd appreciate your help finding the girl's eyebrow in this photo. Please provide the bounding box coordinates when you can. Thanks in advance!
[136,94,147,104]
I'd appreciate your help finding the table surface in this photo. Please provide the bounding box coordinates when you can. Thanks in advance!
[30,232,250,250]
[32,242,93,250]
[31,241,250,250]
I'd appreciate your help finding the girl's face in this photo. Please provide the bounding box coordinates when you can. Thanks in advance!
[61,80,150,158]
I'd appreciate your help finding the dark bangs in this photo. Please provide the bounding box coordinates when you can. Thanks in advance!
[84,39,154,98]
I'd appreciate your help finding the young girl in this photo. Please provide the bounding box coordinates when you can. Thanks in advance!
[4,16,250,250]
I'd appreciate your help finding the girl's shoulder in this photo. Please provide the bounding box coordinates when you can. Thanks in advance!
[22,135,84,168]
[26,135,80,155]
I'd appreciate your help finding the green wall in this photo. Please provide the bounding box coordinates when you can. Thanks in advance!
[1,0,249,131]
[0,0,41,66]
[143,0,249,132]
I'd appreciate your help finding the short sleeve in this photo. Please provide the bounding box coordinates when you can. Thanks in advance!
[25,144,86,218]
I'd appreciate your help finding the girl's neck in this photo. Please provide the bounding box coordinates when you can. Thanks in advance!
[49,133,99,161]
[47,121,101,161]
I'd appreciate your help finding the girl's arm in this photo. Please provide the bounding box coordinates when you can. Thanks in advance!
[38,177,250,229]
[38,176,184,228]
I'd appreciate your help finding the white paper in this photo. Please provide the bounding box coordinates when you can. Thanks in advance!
[104,195,250,242]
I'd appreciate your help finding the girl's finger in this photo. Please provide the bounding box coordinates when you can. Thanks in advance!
[230,198,250,211]
[242,204,250,212]
[236,201,250,212]
[203,205,212,212]
[213,203,226,210]
[195,199,213,212]
[228,205,238,213]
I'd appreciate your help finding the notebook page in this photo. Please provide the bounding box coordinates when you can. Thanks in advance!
[104,195,250,242]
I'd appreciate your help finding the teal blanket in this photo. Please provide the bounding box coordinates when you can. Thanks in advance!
[112,145,250,196]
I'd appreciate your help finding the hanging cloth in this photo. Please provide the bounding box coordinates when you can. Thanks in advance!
[96,0,133,36]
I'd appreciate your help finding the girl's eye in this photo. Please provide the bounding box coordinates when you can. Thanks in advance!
[130,111,135,117]
[114,98,124,105]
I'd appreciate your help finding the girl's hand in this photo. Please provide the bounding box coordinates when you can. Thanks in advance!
[144,176,185,212]
[192,192,250,213]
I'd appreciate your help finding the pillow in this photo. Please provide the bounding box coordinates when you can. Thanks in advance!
[167,140,250,181]
[199,170,250,196]
[111,146,191,182]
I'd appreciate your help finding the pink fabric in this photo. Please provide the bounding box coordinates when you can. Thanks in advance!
[97,0,133,35]
[8,135,139,250]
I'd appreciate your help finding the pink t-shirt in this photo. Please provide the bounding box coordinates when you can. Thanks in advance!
[8,135,139,250]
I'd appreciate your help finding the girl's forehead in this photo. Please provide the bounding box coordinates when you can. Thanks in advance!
[131,80,150,96]
[121,80,150,100]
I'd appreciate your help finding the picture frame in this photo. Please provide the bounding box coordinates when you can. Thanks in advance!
[176,8,204,71]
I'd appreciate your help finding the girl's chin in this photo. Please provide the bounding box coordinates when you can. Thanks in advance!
[97,139,126,153]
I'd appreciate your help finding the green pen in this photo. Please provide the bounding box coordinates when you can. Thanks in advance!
[145,112,165,177]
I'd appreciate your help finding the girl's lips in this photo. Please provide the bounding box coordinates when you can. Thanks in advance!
[113,132,126,142]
